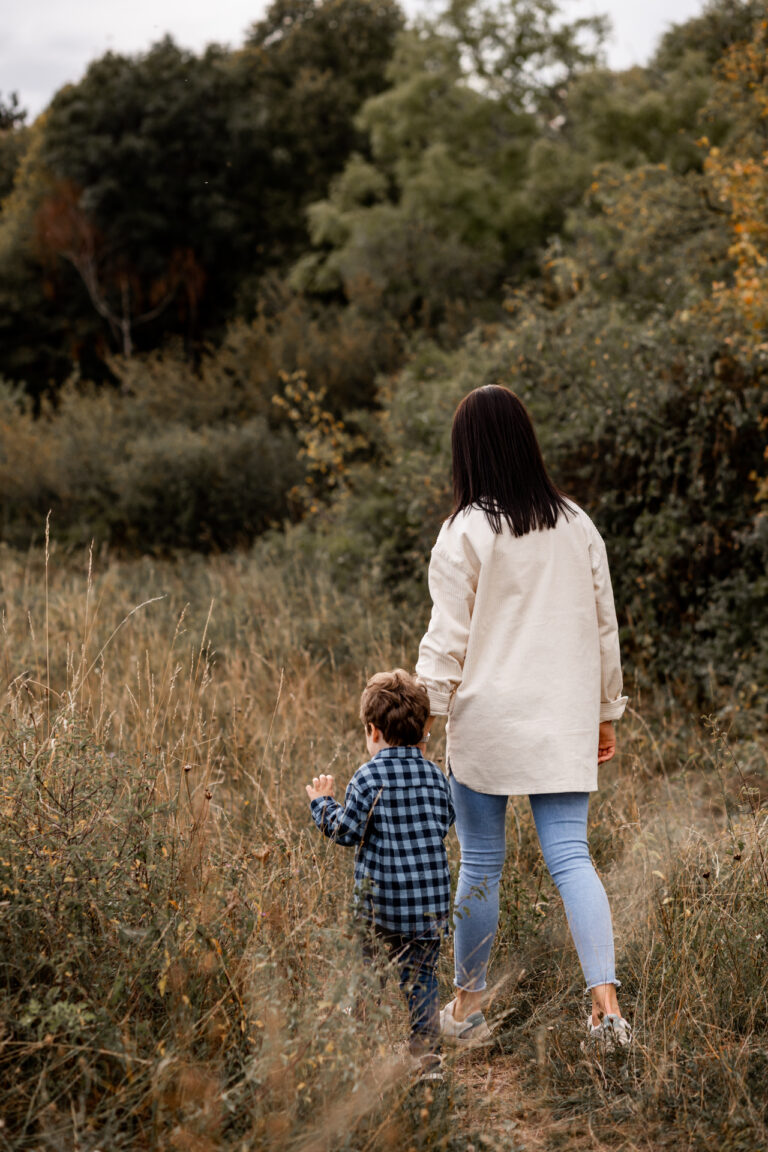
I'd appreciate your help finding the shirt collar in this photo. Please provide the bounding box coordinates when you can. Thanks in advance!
[370,745,422,763]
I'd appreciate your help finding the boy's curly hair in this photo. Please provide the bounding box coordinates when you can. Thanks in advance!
[359,669,430,747]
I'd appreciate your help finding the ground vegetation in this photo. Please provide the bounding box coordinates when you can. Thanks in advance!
[0,4,766,1144]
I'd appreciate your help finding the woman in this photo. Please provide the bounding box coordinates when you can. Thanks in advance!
[416,385,631,1048]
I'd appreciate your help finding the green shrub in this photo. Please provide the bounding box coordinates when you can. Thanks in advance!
[115,419,302,551]
[0,374,303,551]
[299,299,767,710]
[0,379,133,547]
[503,300,768,708]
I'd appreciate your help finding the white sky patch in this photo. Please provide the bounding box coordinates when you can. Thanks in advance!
[3,0,261,118]
[3,0,712,121]
[573,0,707,69]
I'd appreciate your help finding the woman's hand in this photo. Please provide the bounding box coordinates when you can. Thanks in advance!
[597,722,616,765]
[417,715,435,756]
[306,774,335,801]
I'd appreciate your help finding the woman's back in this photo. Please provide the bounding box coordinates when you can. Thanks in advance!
[416,502,626,795]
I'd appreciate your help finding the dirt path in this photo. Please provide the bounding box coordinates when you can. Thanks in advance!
[452,1048,637,1152]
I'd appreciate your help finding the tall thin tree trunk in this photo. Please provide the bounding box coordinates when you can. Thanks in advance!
[120,277,133,359]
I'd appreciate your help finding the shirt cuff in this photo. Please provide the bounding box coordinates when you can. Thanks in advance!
[310,796,333,822]
[423,684,452,716]
[600,695,628,722]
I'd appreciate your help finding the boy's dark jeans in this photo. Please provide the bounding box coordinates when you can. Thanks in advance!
[361,924,441,1055]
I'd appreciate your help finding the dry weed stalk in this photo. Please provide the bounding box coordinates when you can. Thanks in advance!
[0,543,765,1150]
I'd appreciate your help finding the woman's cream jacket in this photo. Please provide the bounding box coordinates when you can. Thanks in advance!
[416,503,628,795]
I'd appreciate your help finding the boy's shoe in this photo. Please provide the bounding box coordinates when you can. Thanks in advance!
[583,1013,632,1053]
[440,999,493,1045]
[412,1053,445,1082]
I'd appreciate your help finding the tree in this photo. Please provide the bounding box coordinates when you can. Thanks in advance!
[35,181,204,360]
[0,123,89,397]
[291,0,610,321]
[234,0,403,290]
[700,15,768,340]
[653,0,765,71]
[427,0,609,108]
[0,92,28,202]
[36,39,241,359]
[0,0,404,392]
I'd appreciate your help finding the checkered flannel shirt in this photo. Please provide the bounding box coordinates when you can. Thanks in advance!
[310,746,455,937]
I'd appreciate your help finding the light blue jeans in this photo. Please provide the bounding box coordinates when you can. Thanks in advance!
[451,777,617,991]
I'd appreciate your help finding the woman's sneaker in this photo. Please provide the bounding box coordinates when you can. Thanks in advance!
[584,1013,632,1052]
[440,999,493,1045]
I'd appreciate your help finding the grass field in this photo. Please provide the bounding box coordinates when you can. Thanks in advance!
[1,540,766,1151]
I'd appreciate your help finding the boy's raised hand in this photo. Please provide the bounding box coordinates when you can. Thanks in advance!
[306,774,335,801]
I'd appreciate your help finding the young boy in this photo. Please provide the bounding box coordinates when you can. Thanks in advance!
[305,669,455,1076]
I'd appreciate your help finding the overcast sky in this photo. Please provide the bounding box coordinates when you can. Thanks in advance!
[5,0,708,121]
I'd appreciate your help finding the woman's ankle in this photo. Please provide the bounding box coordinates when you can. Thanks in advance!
[454,988,484,1022]
[590,982,621,1026]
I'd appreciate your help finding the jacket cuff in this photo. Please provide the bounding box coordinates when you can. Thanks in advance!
[600,696,628,722]
[424,685,452,716]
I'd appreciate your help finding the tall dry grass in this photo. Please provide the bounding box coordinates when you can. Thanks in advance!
[0,539,765,1150]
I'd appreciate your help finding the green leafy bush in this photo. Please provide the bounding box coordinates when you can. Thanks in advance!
[287,293,767,709]
[0,354,303,551]
[502,299,768,708]
[115,419,301,551]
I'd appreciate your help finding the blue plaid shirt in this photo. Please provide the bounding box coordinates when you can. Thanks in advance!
[310,747,455,937]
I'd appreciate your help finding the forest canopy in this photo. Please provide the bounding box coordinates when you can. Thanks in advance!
[0,0,765,704]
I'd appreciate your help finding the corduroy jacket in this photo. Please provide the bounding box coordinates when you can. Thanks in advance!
[416,503,628,795]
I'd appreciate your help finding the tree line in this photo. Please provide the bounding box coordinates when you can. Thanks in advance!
[0,0,765,702]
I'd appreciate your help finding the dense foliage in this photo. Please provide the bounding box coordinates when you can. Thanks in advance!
[0,0,766,701]
[1,6,767,1147]
[0,0,403,389]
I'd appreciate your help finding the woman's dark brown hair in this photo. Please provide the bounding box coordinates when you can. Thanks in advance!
[451,385,572,535]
